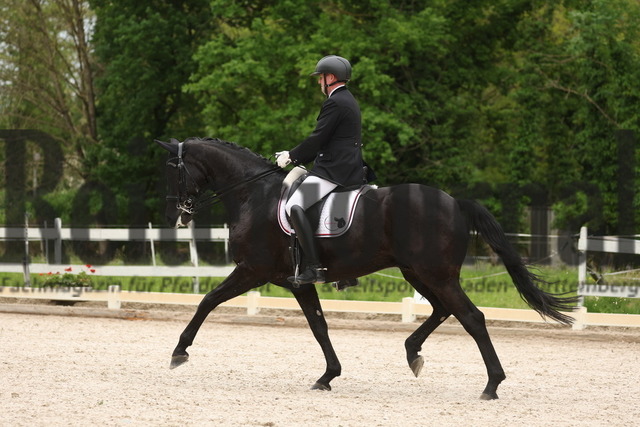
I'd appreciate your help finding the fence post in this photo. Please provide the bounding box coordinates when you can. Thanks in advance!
[108,285,121,310]
[43,220,49,263]
[223,223,229,264]
[54,217,62,264]
[148,222,156,267]
[402,297,415,322]
[577,226,588,307]
[572,306,587,331]
[188,221,200,294]
[247,290,260,316]
[23,212,31,287]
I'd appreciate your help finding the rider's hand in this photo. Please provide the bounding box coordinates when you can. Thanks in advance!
[275,151,291,168]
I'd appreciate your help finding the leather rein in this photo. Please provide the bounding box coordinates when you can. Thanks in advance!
[166,141,281,215]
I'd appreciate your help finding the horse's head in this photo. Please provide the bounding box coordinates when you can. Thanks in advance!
[156,138,206,228]
[157,136,283,229]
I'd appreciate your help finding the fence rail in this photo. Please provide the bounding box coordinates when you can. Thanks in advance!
[577,226,640,300]
[0,218,229,265]
[2,223,640,329]
[0,262,235,278]
[1,286,638,329]
[1,218,231,291]
[0,225,230,241]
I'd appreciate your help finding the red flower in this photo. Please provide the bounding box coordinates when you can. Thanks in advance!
[65,267,73,272]
[85,264,92,269]
[90,269,96,273]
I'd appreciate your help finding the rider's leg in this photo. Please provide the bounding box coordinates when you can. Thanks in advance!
[288,205,324,285]
[285,176,337,286]
[285,175,338,215]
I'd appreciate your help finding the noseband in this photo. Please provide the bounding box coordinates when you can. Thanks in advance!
[166,141,281,216]
[165,142,199,215]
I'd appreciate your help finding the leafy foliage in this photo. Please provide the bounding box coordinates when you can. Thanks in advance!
[87,0,215,223]
[0,0,97,159]
[1,0,639,235]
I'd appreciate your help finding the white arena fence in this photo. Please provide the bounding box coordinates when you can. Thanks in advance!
[0,221,638,329]
[578,227,640,304]
[0,218,230,293]
[573,226,640,330]
[577,226,640,300]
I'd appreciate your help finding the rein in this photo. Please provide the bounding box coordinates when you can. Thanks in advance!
[166,141,281,215]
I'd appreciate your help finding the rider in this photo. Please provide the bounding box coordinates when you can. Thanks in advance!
[276,55,374,286]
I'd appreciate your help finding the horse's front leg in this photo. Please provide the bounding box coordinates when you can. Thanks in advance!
[170,264,263,369]
[290,284,341,391]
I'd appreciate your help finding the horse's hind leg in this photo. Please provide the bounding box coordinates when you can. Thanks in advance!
[402,270,451,377]
[430,277,506,399]
[290,284,341,391]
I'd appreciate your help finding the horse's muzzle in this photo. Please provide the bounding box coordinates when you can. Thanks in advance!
[173,213,192,229]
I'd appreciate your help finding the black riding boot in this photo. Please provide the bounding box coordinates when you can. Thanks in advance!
[288,205,325,286]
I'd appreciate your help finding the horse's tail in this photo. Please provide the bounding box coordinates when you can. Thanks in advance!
[456,199,577,325]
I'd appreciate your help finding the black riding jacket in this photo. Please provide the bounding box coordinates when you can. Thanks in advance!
[290,86,372,187]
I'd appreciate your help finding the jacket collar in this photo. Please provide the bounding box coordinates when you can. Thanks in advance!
[328,85,346,97]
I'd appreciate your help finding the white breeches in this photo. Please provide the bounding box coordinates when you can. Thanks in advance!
[285,175,338,216]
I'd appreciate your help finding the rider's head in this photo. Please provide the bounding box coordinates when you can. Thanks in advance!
[310,55,351,96]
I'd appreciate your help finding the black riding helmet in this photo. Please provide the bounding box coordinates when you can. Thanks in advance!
[310,55,351,96]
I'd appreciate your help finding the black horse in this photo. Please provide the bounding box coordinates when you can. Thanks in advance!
[157,137,576,400]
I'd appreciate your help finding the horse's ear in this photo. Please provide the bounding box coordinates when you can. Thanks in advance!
[155,139,178,156]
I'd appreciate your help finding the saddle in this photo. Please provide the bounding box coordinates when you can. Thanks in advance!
[277,167,374,238]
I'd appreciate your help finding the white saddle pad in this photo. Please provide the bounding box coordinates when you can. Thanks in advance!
[277,167,372,238]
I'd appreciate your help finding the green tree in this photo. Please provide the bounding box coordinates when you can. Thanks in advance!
[2,0,638,237]
[0,0,97,234]
[188,0,536,190]
[89,0,214,222]
[0,0,97,160]
[508,0,640,233]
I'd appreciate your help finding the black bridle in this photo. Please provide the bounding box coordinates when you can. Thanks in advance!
[166,141,281,215]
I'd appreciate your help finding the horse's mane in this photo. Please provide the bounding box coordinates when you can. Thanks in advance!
[184,137,273,167]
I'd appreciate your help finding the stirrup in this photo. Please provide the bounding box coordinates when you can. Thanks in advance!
[288,266,326,287]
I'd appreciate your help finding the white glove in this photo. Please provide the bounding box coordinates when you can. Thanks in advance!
[275,151,291,168]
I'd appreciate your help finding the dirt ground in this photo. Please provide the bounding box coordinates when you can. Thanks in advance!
[1,305,639,427]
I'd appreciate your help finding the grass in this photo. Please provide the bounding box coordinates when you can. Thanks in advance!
[1,262,640,314]
[587,268,640,314]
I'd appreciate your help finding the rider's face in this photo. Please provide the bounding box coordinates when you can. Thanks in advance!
[317,73,337,95]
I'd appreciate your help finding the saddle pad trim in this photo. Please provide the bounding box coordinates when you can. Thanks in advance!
[278,186,370,238]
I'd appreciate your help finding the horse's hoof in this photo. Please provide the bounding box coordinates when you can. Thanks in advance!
[311,382,331,391]
[480,392,499,400]
[410,356,424,377]
[170,354,189,369]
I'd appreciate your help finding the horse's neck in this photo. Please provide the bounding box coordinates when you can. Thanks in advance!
[220,174,283,226]
[195,144,283,221]
[195,143,269,186]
